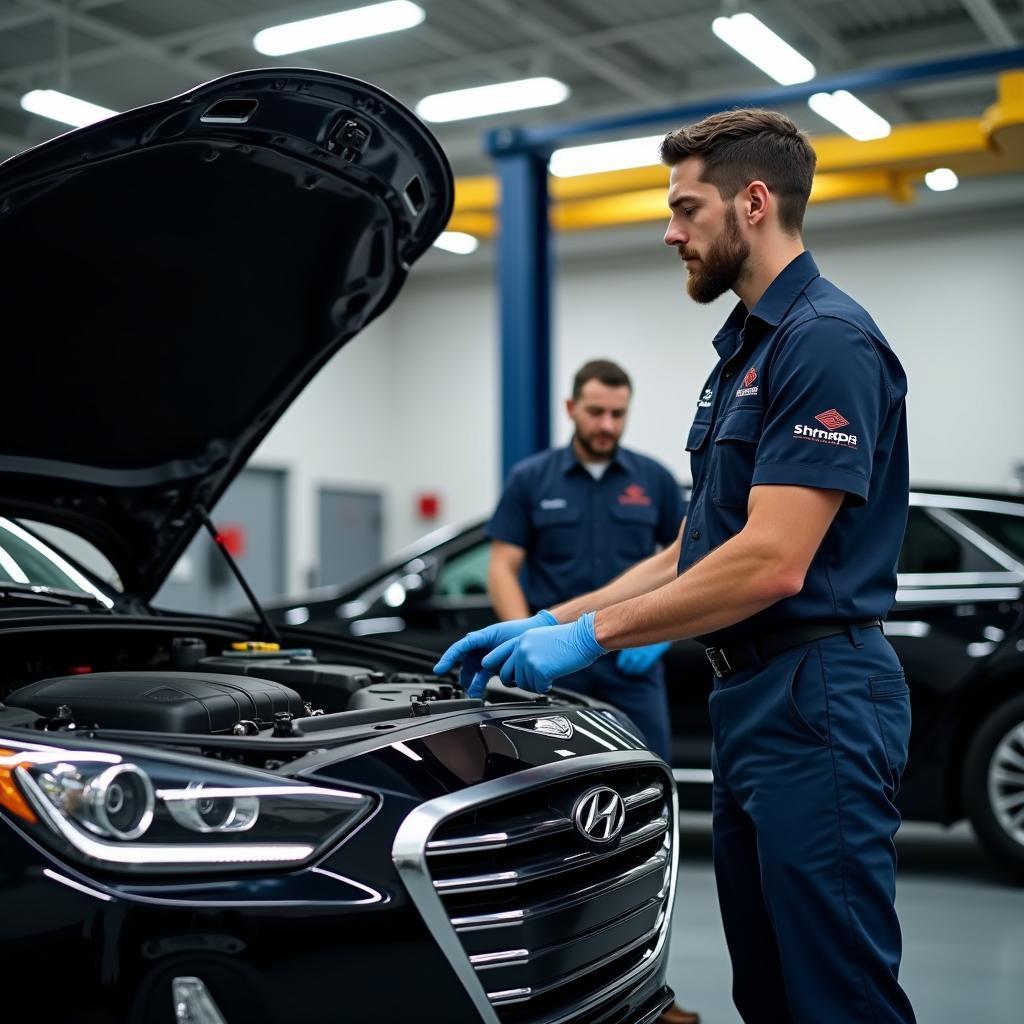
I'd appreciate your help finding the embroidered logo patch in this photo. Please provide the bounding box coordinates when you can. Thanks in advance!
[736,366,759,397]
[618,484,652,506]
[815,409,850,430]
[698,387,714,409]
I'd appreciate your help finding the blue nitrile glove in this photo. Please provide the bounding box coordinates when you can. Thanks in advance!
[616,642,671,677]
[433,609,559,698]
[481,612,607,694]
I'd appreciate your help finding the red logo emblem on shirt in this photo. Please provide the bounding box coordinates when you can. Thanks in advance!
[815,409,850,430]
[619,484,652,506]
[742,367,757,389]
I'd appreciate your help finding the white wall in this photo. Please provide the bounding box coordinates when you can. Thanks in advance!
[252,205,1024,592]
[384,273,498,552]
[249,318,397,593]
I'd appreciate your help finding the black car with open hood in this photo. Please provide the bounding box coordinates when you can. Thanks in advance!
[0,72,679,1024]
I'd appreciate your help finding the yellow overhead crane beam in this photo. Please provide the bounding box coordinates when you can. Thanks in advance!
[447,71,1024,237]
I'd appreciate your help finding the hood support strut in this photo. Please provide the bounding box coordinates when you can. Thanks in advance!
[196,505,282,646]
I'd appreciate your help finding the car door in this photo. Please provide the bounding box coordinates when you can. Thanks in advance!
[663,640,715,781]
[884,496,1024,809]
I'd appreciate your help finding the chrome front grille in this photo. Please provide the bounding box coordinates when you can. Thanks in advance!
[422,762,676,1024]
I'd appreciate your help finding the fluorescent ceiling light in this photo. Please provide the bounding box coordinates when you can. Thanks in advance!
[924,167,958,192]
[433,231,479,255]
[711,13,815,86]
[807,90,891,141]
[416,77,569,123]
[550,134,663,177]
[20,89,117,128]
[253,1,424,56]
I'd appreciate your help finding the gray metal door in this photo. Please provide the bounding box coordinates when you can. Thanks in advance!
[155,468,287,616]
[318,488,383,587]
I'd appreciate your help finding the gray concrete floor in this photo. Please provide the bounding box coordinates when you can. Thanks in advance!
[665,813,1024,1023]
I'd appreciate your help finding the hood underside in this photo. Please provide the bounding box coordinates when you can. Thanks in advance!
[0,69,453,598]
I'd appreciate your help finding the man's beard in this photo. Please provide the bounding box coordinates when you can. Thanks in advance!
[574,429,618,461]
[685,205,750,305]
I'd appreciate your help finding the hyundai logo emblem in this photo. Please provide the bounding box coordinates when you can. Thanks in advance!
[506,715,574,740]
[573,786,626,844]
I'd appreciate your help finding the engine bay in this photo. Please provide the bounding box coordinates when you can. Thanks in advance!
[0,626,510,761]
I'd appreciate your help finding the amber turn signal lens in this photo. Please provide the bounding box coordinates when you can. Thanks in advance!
[0,749,38,824]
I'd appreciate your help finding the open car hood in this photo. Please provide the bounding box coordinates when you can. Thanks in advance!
[0,69,452,599]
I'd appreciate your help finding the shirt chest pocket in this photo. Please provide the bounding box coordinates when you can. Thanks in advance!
[685,418,711,485]
[686,420,711,453]
[530,506,581,563]
[711,407,765,509]
[610,503,659,561]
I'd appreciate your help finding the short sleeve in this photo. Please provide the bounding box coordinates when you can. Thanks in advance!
[486,467,533,548]
[655,467,686,545]
[752,317,889,506]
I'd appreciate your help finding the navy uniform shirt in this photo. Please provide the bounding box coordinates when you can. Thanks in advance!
[679,251,909,646]
[489,445,685,612]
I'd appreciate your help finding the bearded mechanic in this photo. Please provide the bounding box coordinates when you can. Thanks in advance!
[435,109,917,1024]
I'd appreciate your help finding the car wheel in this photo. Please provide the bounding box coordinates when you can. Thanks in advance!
[962,694,1024,881]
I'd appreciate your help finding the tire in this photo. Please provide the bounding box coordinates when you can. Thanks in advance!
[962,694,1024,882]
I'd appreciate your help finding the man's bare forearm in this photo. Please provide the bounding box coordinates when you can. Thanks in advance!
[591,528,795,648]
[550,521,684,623]
[591,487,844,648]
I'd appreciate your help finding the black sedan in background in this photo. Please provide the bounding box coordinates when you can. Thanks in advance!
[265,488,1024,878]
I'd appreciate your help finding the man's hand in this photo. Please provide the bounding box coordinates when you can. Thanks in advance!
[616,642,671,676]
[481,613,607,694]
[433,610,558,697]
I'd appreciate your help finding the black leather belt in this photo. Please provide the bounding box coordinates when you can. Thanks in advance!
[704,620,883,679]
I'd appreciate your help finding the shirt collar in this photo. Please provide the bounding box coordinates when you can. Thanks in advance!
[711,251,820,360]
[748,250,819,329]
[558,444,635,476]
[711,303,747,359]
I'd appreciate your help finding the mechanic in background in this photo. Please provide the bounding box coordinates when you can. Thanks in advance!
[486,360,685,762]
[486,359,697,1024]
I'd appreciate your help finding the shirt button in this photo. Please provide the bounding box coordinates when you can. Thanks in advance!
[723,370,733,379]
[691,529,701,541]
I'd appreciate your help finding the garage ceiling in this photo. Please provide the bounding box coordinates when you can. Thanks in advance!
[0,0,1021,174]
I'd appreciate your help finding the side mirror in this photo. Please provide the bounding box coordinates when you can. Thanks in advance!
[377,557,438,608]
[403,555,438,585]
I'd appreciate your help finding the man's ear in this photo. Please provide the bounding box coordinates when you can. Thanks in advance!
[745,180,771,226]
[565,397,575,419]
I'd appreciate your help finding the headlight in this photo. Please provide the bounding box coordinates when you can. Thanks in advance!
[36,761,155,840]
[0,742,374,873]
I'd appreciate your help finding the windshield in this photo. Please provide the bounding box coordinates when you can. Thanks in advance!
[0,518,113,606]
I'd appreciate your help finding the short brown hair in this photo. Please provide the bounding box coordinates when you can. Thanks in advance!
[572,359,632,399]
[660,108,816,234]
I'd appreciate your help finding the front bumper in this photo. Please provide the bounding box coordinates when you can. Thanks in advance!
[1,708,678,1023]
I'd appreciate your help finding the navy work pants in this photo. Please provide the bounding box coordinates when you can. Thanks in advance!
[709,625,916,1024]
[556,656,672,762]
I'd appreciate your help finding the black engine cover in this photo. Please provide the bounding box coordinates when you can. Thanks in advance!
[5,671,305,734]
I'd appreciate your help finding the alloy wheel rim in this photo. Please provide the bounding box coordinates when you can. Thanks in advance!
[988,722,1024,846]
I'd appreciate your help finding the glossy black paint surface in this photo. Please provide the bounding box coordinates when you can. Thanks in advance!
[0,704,672,1023]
